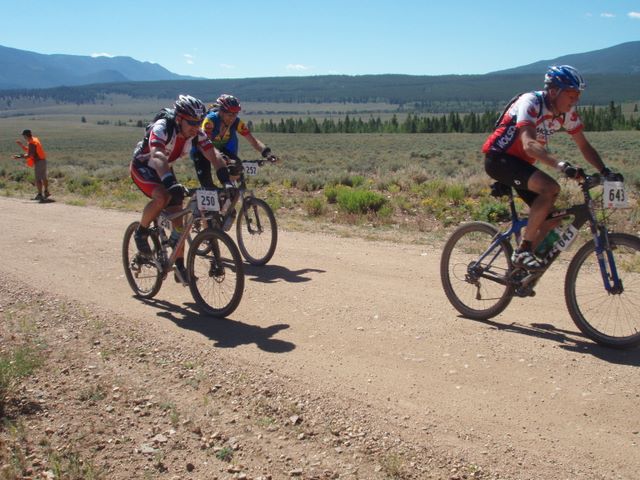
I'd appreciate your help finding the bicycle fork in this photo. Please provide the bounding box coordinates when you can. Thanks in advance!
[595,228,624,294]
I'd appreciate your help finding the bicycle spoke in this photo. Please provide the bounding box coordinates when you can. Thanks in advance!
[441,222,514,320]
[566,233,640,348]
[236,198,277,266]
[188,230,244,317]
[122,221,163,298]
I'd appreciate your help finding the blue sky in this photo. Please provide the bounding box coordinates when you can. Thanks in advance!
[3,1,639,78]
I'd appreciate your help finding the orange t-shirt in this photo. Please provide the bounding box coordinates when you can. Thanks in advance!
[20,137,46,167]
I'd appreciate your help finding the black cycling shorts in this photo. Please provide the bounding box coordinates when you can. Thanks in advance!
[191,148,239,189]
[484,153,539,206]
[130,161,183,207]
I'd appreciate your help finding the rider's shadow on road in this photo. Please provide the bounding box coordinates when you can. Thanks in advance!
[243,263,325,284]
[462,316,640,366]
[138,297,295,353]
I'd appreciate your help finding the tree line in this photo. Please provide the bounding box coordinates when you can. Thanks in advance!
[251,101,640,134]
[3,73,640,109]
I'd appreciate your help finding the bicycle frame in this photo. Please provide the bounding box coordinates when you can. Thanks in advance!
[154,189,225,276]
[479,175,623,293]
[222,158,274,231]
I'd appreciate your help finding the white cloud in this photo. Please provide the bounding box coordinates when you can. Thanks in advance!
[600,12,615,18]
[91,53,114,58]
[286,64,312,71]
[220,64,236,70]
[629,11,640,19]
[183,53,194,65]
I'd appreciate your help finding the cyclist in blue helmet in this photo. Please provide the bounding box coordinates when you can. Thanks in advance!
[482,65,611,270]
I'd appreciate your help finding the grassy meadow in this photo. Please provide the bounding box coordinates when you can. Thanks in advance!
[1,104,639,243]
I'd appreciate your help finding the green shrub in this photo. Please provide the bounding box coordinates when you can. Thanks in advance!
[324,185,340,203]
[9,170,30,182]
[66,176,100,196]
[444,184,466,203]
[475,200,510,223]
[336,175,365,188]
[336,188,386,214]
[377,203,394,218]
[0,346,43,415]
[304,197,327,216]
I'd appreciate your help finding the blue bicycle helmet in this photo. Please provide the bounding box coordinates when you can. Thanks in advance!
[544,65,585,91]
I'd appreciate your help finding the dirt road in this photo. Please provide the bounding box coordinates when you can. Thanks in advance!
[2,196,639,479]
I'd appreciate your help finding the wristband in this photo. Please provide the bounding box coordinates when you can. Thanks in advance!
[216,166,231,185]
[261,147,271,158]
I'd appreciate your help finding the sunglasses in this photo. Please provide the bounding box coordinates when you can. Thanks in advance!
[181,116,201,126]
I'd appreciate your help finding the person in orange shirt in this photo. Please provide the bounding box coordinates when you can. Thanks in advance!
[15,129,50,202]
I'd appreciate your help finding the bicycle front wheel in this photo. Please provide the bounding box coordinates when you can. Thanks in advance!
[565,233,640,348]
[440,222,514,320]
[186,215,214,255]
[236,197,278,265]
[122,221,163,298]
[187,229,245,317]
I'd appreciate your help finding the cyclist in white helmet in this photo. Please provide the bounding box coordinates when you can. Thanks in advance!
[130,94,231,283]
[482,65,611,270]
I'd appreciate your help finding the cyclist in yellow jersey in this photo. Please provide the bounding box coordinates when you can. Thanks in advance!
[191,94,278,187]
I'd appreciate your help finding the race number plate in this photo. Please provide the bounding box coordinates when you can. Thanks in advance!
[554,224,578,252]
[196,189,221,211]
[603,181,628,209]
[243,162,260,176]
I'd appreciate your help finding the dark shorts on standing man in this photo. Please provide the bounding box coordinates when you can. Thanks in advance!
[34,159,47,182]
[484,153,540,206]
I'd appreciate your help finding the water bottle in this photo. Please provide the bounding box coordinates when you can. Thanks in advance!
[220,198,231,215]
[535,229,560,257]
[158,213,171,231]
[535,223,578,258]
[169,228,182,248]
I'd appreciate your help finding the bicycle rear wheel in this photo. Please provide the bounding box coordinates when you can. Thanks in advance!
[187,229,245,317]
[565,233,640,348]
[236,197,277,265]
[122,221,163,298]
[440,222,514,320]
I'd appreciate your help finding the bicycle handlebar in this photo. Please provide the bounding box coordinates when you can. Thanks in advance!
[579,171,624,190]
[239,158,278,166]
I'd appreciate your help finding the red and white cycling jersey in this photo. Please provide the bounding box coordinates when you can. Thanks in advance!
[482,91,584,164]
[133,118,214,165]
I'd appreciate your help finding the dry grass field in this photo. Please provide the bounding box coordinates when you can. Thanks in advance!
[1,104,639,240]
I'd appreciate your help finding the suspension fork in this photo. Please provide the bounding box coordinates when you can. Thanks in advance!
[593,226,624,293]
[239,190,264,232]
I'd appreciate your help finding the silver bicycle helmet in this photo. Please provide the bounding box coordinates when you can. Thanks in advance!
[174,94,206,119]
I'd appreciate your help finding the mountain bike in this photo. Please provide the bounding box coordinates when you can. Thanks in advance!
[122,188,245,317]
[440,171,640,349]
[188,157,278,266]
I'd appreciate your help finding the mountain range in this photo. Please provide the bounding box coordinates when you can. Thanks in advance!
[1,42,640,92]
[0,42,639,108]
[0,44,196,90]
[490,41,640,75]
